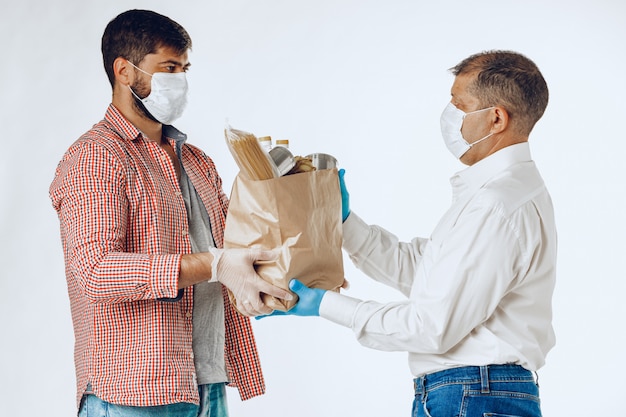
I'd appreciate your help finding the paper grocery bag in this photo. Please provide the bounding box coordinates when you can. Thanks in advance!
[223,168,344,312]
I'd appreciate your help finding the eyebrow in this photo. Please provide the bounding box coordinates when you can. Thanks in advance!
[160,59,191,69]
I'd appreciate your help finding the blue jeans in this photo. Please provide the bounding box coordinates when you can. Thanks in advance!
[412,364,542,417]
[78,383,228,417]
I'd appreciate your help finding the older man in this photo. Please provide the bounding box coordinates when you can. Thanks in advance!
[269,50,556,417]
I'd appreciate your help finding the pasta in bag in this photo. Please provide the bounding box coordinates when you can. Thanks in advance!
[224,125,278,180]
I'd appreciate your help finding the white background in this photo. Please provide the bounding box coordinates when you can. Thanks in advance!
[1,0,624,416]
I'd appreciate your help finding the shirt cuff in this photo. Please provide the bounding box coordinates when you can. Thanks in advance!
[150,253,183,299]
[319,290,362,328]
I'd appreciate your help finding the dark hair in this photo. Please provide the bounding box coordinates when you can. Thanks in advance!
[450,50,549,136]
[101,9,192,88]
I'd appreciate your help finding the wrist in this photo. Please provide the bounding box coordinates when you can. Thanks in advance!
[179,252,214,288]
[313,289,327,316]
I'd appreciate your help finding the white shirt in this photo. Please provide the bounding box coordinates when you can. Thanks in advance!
[321,142,557,377]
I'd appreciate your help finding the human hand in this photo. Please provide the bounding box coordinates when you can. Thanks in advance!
[257,279,326,318]
[339,168,350,222]
[209,248,293,316]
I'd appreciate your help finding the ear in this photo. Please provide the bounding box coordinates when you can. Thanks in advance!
[113,57,133,87]
[490,106,509,134]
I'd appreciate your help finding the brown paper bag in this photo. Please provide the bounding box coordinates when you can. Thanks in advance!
[223,168,344,312]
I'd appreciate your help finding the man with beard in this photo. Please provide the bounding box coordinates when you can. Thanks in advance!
[49,9,291,417]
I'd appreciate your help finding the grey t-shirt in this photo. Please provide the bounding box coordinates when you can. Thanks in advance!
[179,167,228,385]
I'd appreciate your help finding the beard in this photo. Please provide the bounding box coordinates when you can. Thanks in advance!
[130,77,160,123]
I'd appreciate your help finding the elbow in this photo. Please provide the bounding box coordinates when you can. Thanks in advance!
[69,262,113,304]
[78,274,109,304]
[82,281,107,304]
[402,310,459,354]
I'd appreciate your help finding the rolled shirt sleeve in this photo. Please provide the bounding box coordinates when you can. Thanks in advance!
[52,133,184,304]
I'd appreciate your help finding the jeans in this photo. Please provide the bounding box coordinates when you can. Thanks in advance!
[78,383,228,417]
[412,364,542,417]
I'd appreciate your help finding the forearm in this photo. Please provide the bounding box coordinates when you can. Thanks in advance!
[320,291,437,353]
[178,252,216,289]
[320,290,453,354]
[342,212,423,296]
[70,250,182,303]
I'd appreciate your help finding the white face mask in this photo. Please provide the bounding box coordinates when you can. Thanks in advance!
[128,62,188,125]
[440,102,494,159]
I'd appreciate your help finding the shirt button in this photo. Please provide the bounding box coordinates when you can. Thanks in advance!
[186,312,192,318]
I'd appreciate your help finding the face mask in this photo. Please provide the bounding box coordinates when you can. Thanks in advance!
[128,62,188,125]
[440,102,494,159]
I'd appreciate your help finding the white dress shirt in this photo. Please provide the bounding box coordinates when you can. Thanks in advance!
[320,142,557,377]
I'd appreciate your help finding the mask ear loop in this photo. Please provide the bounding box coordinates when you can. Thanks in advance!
[127,60,153,77]
[464,106,495,116]
[467,132,494,148]
[128,85,144,101]
[126,61,153,101]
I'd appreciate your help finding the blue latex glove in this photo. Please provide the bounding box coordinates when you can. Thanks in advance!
[257,279,326,318]
[338,168,350,222]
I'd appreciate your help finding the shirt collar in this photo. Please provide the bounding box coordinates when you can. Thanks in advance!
[450,142,532,200]
[104,104,187,146]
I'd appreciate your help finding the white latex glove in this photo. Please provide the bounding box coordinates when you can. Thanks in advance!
[209,247,292,316]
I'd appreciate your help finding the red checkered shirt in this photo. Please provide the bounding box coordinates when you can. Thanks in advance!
[50,104,265,408]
